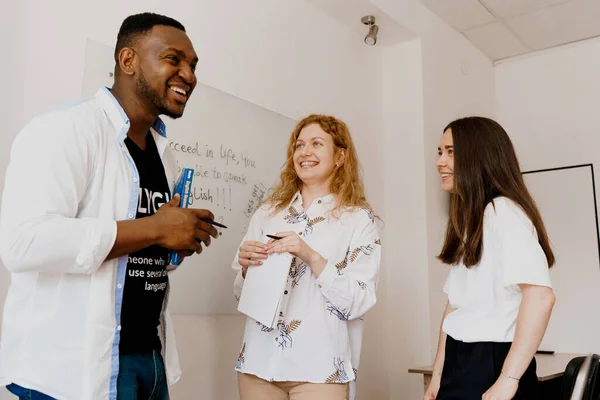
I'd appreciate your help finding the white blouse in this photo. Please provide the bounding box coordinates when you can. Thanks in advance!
[232,191,381,397]
[442,197,553,343]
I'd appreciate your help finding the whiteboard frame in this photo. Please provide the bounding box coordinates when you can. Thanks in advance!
[522,163,600,271]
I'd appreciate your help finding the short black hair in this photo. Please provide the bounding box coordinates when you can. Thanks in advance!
[114,12,186,62]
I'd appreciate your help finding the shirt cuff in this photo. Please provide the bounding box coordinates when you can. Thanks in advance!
[504,275,553,291]
[315,261,338,293]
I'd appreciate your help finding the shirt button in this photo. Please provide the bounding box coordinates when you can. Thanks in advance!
[299,232,303,236]
[133,177,139,183]
[318,284,322,289]
[117,284,123,289]
[318,200,322,204]
[117,325,122,331]
[284,290,288,295]
[279,312,284,317]
[128,213,134,219]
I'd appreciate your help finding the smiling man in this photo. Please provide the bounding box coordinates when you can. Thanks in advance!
[0,13,218,400]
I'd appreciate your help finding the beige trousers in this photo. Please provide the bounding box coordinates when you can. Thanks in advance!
[237,372,349,400]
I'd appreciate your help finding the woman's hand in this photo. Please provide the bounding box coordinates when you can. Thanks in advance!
[482,375,519,400]
[264,232,320,265]
[424,377,440,399]
[237,241,268,278]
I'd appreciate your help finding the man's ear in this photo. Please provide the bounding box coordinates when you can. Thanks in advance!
[117,47,136,76]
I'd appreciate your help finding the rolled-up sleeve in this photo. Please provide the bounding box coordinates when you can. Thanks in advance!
[315,212,381,320]
[0,115,117,274]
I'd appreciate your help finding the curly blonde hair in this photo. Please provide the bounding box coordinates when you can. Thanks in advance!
[264,114,375,217]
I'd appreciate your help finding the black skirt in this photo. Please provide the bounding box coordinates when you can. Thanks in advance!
[437,335,539,400]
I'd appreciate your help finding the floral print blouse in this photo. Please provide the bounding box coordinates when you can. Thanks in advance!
[232,191,381,397]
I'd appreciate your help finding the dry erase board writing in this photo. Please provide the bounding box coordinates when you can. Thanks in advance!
[82,38,296,315]
[169,141,257,169]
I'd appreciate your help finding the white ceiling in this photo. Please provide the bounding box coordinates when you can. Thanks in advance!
[420,0,600,61]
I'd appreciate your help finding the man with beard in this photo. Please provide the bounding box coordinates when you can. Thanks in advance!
[0,13,217,400]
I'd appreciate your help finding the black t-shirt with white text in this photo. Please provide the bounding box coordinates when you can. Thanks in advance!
[119,133,171,354]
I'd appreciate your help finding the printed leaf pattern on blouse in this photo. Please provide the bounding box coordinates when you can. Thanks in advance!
[275,319,302,349]
[350,244,375,262]
[325,357,349,384]
[283,319,302,334]
[289,257,307,288]
[304,216,326,235]
[335,243,375,275]
[255,321,274,333]
[284,206,308,224]
[283,204,326,236]
[326,301,350,321]
[236,342,246,369]
[335,247,350,274]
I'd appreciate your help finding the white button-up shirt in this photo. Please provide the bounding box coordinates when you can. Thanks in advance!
[232,192,381,399]
[0,87,181,400]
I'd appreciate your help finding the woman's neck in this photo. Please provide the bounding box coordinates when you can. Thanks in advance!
[300,181,330,209]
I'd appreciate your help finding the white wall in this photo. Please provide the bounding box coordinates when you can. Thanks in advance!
[0,0,16,337]
[0,0,19,388]
[371,0,496,370]
[1,1,385,399]
[495,37,600,172]
[380,39,431,398]
[495,37,600,355]
[419,17,496,357]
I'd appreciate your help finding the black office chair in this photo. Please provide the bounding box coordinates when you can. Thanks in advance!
[561,354,600,400]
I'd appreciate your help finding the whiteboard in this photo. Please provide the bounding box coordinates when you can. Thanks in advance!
[523,165,600,354]
[82,38,296,315]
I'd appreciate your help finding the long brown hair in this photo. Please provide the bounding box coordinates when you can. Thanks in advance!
[438,116,554,268]
[264,114,374,217]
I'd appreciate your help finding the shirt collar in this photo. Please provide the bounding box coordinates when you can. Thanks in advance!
[94,87,167,142]
[290,191,336,210]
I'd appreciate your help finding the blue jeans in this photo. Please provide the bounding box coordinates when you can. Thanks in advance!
[6,350,169,400]
[117,350,169,400]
